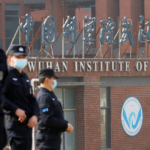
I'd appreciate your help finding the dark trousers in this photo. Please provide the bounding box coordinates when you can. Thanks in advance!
[6,117,32,150]
[0,114,7,150]
[36,132,61,150]
[10,137,32,150]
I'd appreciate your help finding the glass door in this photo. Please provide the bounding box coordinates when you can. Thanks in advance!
[53,88,76,150]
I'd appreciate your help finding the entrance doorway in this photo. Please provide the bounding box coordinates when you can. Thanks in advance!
[53,88,76,150]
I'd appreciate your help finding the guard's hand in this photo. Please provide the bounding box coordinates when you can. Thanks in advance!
[15,109,26,123]
[27,115,38,128]
[66,123,73,133]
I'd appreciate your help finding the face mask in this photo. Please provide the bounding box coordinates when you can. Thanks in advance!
[49,79,57,90]
[52,80,57,89]
[13,59,27,70]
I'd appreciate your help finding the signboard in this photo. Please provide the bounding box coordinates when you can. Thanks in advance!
[27,60,148,72]
[121,97,143,136]
[19,14,150,58]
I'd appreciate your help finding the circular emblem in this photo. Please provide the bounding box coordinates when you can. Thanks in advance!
[121,96,143,136]
[19,47,24,52]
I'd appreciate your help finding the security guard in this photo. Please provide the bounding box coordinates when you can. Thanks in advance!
[2,44,39,150]
[36,68,73,150]
[0,48,8,150]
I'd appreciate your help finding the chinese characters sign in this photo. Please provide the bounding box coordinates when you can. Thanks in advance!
[20,14,150,48]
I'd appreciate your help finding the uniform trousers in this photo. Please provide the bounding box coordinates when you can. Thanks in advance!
[36,132,61,150]
[10,137,32,150]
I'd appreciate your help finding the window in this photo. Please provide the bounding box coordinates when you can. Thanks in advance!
[5,4,19,50]
[100,87,110,148]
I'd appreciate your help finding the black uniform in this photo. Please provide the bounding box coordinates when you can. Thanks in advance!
[0,48,8,150]
[36,87,68,150]
[2,67,39,150]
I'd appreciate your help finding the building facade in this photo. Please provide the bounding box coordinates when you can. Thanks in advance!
[1,0,150,150]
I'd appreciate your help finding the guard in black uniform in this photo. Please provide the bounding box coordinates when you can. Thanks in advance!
[36,68,73,150]
[2,44,39,150]
[0,48,8,150]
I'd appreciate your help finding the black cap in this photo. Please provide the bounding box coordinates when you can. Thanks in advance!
[39,68,59,79]
[9,44,27,56]
[0,48,8,71]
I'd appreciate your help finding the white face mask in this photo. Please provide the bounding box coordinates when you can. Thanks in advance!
[0,71,3,81]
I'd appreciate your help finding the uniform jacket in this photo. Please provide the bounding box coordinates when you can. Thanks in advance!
[2,66,39,138]
[37,87,68,133]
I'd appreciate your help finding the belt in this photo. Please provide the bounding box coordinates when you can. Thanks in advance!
[38,129,62,136]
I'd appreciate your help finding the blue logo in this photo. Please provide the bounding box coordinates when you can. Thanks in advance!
[42,108,49,113]
[121,97,143,136]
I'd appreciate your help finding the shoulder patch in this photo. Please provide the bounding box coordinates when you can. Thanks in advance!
[42,108,49,113]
